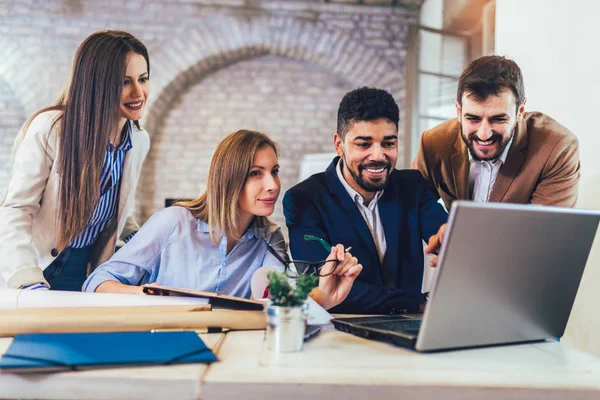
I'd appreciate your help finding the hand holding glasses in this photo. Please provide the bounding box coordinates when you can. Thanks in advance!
[262,237,345,278]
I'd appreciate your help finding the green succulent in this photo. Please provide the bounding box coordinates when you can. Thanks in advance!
[266,270,318,307]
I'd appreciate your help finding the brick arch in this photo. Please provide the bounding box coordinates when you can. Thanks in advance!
[146,16,403,116]
[136,16,404,220]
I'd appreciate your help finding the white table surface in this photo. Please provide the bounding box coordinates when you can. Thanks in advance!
[1,327,600,400]
[203,327,600,400]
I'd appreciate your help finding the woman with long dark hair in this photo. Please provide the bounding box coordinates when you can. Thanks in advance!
[84,130,362,310]
[0,30,151,291]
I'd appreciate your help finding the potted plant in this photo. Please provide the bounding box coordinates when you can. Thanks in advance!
[265,270,318,353]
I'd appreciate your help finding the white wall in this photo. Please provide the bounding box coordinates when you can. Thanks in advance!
[496,0,600,356]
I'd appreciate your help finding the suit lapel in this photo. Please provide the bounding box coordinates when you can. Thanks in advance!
[379,191,399,286]
[489,118,528,202]
[451,134,470,200]
[325,158,380,266]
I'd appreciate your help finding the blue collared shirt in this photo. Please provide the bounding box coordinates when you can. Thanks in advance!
[70,121,133,248]
[83,206,285,298]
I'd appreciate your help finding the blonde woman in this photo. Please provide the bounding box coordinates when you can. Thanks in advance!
[84,130,362,310]
[0,30,150,291]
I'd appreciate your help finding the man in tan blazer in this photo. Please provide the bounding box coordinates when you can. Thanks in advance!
[413,56,580,210]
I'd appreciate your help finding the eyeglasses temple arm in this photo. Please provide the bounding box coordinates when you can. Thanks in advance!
[303,234,332,252]
[263,240,289,264]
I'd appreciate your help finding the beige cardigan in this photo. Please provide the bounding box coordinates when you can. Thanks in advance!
[0,111,150,289]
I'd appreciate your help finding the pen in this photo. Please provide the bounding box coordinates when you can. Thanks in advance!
[303,234,352,253]
[151,327,229,334]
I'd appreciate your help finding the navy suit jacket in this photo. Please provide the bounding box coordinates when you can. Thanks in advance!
[283,157,448,314]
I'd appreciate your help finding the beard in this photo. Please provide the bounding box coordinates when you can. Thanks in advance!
[461,123,516,162]
[343,157,392,193]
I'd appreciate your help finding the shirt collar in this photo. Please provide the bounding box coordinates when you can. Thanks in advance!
[197,219,211,233]
[195,218,264,240]
[108,120,133,152]
[336,158,384,207]
[468,135,514,165]
[242,221,263,240]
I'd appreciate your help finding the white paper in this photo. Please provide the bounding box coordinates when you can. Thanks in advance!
[254,296,331,325]
[0,289,209,309]
[305,296,333,325]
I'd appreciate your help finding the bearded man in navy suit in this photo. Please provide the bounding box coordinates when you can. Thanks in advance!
[283,87,448,314]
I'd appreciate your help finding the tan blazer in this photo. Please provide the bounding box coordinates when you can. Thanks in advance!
[0,111,150,289]
[412,112,580,210]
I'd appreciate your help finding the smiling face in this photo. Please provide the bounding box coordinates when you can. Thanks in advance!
[334,118,398,203]
[457,88,525,161]
[238,145,281,222]
[119,52,149,123]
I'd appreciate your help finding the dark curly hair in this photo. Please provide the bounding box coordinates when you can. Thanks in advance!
[337,87,399,139]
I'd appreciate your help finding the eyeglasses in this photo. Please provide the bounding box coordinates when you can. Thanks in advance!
[262,237,339,278]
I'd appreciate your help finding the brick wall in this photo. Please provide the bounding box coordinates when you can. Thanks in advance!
[0,77,25,195]
[152,55,352,228]
[0,0,417,229]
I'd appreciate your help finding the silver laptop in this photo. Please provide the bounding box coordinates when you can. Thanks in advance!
[332,201,600,352]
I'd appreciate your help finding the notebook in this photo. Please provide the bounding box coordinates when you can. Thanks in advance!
[0,331,218,373]
[332,201,600,352]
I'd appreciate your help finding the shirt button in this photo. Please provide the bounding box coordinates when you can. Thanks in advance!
[51,248,59,257]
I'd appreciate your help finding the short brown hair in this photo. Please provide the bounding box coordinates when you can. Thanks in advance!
[176,130,279,244]
[457,55,525,109]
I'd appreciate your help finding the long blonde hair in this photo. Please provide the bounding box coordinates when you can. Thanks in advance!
[175,130,279,244]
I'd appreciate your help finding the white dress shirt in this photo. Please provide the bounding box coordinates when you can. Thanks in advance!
[336,159,387,263]
[469,137,514,202]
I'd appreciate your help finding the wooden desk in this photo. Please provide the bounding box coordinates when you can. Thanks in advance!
[203,328,600,400]
[0,333,225,400]
[1,328,600,400]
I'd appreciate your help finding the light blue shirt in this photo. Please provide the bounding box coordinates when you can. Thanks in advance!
[83,206,285,298]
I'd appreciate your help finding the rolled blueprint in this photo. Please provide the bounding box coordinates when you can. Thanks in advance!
[0,308,265,336]
[0,289,209,309]
[0,290,266,336]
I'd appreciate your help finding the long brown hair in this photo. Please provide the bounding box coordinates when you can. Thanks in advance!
[24,30,149,250]
[176,130,279,244]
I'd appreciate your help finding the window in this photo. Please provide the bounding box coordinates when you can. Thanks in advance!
[409,26,470,160]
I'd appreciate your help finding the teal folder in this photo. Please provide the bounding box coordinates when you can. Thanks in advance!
[0,331,218,373]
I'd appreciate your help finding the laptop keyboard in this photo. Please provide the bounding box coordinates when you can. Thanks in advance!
[362,319,422,333]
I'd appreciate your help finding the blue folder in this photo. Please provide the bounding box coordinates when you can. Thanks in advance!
[0,331,218,373]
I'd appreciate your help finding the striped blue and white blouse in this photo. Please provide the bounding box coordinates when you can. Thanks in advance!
[70,121,133,248]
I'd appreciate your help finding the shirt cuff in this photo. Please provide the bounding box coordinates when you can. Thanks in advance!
[21,283,49,290]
